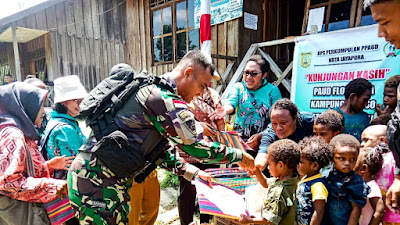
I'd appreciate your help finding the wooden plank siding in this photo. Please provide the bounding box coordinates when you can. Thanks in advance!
[1,0,126,90]
[0,43,16,77]
[125,0,242,77]
[2,0,276,90]
[65,1,76,36]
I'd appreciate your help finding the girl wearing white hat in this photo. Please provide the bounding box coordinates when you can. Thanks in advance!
[42,75,88,180]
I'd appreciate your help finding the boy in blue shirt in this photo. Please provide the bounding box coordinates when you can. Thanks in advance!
[334,78,372,141]
[297,136,332,225]
[323,134,369,225]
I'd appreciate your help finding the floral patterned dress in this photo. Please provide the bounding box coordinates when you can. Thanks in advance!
[0,125,65,203]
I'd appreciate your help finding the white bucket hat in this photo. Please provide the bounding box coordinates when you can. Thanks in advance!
[53,75,88,104]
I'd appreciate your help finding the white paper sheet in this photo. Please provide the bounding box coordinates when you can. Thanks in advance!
[307,7,325,32]
[245,183,268,218]
[244,12,258,31]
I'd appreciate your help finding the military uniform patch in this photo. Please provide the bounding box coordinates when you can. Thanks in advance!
[184,120,196,135]
[179,110,191,120]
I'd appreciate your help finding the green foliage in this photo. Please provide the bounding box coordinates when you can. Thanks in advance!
[160,170,179,188]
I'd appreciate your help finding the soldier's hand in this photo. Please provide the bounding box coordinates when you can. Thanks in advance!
[237,152,254,170]
[196,170,213,188]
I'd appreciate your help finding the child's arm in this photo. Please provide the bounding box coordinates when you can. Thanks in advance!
[310,200,325,225]
[368,197,385,225]
[347,202,362,225]
[253,167,268,188]
[239,214,273,224]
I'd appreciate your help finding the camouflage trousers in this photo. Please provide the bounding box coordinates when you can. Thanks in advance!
[67,152,133,225]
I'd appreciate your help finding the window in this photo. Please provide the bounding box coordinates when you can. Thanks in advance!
[304,0,375,33]
[152,0,200,64]
[27,48,47,82]
[0,58,10,84]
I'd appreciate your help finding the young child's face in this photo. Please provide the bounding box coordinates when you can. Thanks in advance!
[350,90,372,112]
[333,146,358,173]
[353,152,365,176]
[353,149,370,179]
[297,155,316,177]
[383,87,397,108]
[361,130,381,148]
[267,153,280,178]
[313,123,337,143]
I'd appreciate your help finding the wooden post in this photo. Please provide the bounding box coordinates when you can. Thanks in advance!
[12,24,22,81]
[349,0,358,28]
[301,0,311,34]
[263,0,266,42]
[355,0,364,27]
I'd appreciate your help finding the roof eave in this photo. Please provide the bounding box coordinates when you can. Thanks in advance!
[0,0,67,29]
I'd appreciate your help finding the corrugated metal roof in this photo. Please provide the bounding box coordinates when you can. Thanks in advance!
[0,0,67,29]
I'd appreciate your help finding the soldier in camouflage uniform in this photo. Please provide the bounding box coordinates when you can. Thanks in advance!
[67,50,255,224]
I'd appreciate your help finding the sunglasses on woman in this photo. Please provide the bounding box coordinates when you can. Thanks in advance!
[243,71,262,77]
[73,99,83,104]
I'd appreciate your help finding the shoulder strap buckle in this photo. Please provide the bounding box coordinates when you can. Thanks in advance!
[147,76,155,85]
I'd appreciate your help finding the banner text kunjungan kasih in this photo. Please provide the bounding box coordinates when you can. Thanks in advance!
[306,68,391,83]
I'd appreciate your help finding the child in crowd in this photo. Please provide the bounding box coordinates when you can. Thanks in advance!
[323,134,369,225]
[240,139,299,225]
[376,75,400,116]
[297,136,332,225]
[370,114,392,126]
[335,78,372,141]
[354,146,385,225]
[361,125,400,224]
[313,110,344,143]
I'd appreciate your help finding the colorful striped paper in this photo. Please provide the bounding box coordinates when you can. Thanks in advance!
[44,195,75,225]
[205,168,258,194]
[211,130,252,152]
[195,179,250,220]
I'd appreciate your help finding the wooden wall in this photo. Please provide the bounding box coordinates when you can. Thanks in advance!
[263,0,304,73]
[211,18,240,83]
[126,0,157,73]
[6,0,127,90]
[2,0,305,91]
[125,0,241,78]
[239,0,264,60]
[0,43,16,77]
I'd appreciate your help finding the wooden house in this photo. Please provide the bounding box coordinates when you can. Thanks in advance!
[0,0,375,92]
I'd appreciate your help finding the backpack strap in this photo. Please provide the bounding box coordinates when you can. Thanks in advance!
[91,75,175,141]
[131,128,169,183]
[40,121,69,160]
[127,77,173,183]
